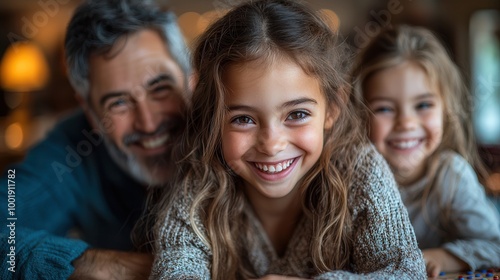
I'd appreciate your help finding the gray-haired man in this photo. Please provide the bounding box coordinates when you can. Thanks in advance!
[0,0,191,279]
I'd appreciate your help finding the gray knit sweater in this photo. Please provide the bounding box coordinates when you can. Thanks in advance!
[399,151,500,270]
[150,146,426,279]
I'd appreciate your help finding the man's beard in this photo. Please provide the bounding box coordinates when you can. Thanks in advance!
[104,136,172,187]
[89,111,181,187]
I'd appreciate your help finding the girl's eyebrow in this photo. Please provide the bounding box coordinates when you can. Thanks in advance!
[366,96,392,103]
[227,98,318,112]
[281,98,318,108]
[414,93,437,100]
[367,92,436,103]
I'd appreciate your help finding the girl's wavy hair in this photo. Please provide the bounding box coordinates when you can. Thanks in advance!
[351,24,488,185]
[152,0,365,278]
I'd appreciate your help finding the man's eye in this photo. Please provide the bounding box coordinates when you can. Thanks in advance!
[231,116,255,125]
[151,85,173,96]
[106,99,129,113]
[287,111,310,120]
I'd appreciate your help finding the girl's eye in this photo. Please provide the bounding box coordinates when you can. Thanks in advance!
[373,106,393,114]
[287,110,310,120]
[416,102,433,110]
[231,116,255,125]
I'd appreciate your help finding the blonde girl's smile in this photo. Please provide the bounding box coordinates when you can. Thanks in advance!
[365,61,444,185]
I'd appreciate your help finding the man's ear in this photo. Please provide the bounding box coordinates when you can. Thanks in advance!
[324,103,339,130]
[75,93,99,129]
[188,72,198,92]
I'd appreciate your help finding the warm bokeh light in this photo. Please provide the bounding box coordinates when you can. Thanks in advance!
[0,42,50,92]
[318,9,340,32]
[179,10,230,44]
[197,10,221,34]
[487,172,500,193]
[5,122,24,150]
[178,12,202,43]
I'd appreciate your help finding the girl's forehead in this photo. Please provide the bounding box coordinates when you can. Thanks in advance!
[364,61,441,100]
[222,59,325,107]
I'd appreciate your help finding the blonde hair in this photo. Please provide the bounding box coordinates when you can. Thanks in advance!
[150,0,367,279]
[351,24,488,185]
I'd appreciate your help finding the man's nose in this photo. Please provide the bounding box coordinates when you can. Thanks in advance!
[255,126,287,156]
[133,100,160,133]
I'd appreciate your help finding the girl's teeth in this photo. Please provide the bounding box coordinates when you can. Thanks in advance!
[254,159,294,173]
[392,140,419,149]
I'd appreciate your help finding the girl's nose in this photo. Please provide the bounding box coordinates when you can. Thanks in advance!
[255,126,287,156]
[395,111,418,131]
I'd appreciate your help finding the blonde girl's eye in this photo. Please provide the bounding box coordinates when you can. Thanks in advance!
[286,110,310,121]
[231,115,255,125]
[372,106,393,114]
[416,101,434,110]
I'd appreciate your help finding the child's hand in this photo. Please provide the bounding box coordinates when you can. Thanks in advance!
[248,275,311,280]
[422,248,468,278]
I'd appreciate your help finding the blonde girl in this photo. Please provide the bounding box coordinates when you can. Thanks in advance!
[149,1,425,279]
[352,25,500,277]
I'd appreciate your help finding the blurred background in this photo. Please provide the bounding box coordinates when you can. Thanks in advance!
[0,0,499,191]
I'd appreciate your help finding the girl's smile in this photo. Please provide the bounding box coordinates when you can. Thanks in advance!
[250,156,300,181]
[364,61,444,186]
[221,58,334,200]
[386,137,424,152]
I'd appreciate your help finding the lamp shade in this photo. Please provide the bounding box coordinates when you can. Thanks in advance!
[0,42,49,92]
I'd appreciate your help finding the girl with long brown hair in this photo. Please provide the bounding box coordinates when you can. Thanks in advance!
[149,1,425,279]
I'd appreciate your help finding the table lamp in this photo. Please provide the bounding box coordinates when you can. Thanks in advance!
[0,41,49,151]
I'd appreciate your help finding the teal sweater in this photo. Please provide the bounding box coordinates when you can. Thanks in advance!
[0,110,146,279]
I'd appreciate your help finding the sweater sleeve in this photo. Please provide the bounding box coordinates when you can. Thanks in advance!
[0,115,90,279]
[439,154,500,270]
[150,192,211,280]
[314,148,427,279]
[0,228,88,280]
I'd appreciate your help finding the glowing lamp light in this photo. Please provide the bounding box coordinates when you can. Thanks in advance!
[0,42,49,92]
[0,42,50,152]
[5,122,24,150]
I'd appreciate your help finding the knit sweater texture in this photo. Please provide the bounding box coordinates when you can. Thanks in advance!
[399,150,500,270]
[0,110,147,279]
[150,145,426,279]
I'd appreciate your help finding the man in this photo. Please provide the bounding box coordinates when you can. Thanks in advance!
[0,0,191,279]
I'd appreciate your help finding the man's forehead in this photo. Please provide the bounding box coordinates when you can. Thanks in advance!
[87,29,184,95]
[88,59,177,93]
